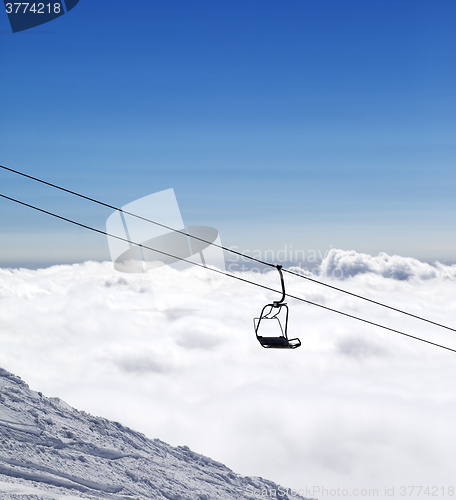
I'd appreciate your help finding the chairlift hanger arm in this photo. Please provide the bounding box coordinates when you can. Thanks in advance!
[274,265,286,305]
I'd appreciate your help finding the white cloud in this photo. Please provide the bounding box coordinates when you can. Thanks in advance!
[320,248,456,281]
[1,250,456,497]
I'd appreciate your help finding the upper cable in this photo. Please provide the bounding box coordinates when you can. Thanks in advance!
[1,163,455,335]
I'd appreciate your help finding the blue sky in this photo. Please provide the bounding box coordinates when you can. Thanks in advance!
[1,0,455,267]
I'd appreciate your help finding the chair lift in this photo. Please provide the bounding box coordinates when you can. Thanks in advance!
[253,265,301,349]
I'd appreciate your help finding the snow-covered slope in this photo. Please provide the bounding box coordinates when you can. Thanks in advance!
[0,367,309,499]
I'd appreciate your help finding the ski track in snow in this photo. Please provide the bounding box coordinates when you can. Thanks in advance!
[0,479,88,500]
[0,368,309,499]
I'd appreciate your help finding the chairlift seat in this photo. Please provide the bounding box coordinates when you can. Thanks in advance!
[257,336,301,349]
[253,265,301,350]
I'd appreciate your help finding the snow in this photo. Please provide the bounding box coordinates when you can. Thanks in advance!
[0,367,309,499]
[0,480,86,500]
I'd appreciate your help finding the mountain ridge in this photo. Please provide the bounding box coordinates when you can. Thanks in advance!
[0,367,309,499]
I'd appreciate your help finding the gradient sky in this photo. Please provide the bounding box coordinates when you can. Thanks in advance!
[1,0,455,267]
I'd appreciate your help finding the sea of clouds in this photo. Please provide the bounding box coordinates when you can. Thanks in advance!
[1,248,456,498]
